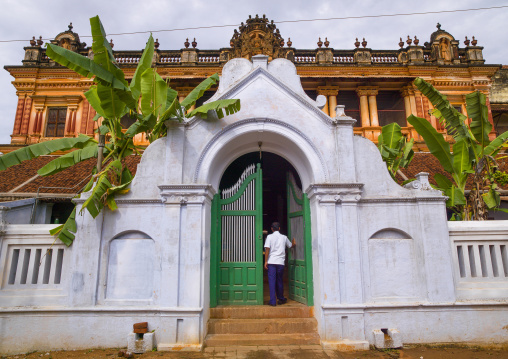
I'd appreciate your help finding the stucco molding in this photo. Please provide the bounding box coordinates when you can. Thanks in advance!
[193,117,328,184]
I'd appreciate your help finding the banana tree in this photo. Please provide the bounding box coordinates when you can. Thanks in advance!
[407,78,508,220]
[377,122,414,181]
[0,15,241,245]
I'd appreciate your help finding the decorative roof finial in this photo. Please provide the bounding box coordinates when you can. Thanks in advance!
[471,36,477,46]
[324,37,330,48]
[362,38,367,48]
[184,38,190,48]
[68,22,73,31]
[154,38,160,49]
[287,37,292,47]
[30,36,36,46]
[109,38,114,48]
[317,37,323,48]
[464,36,470,46]
[192,38,197,48]
[414,36,419,46]
[406,35,412,46]
[37,36,43,47]
[436,23,441,30]
[399,37,404,48]
[354,38,360,48]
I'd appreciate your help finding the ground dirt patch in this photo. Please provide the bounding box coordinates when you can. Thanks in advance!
[2,345,508,359]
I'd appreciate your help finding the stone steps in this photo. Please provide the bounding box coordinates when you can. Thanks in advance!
[208,317,317,334]
[205,333,321,346]
[210,305,313,319]
[205,305,320,347]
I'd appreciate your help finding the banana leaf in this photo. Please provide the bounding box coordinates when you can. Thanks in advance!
[452,139,471,175]
[84,86,107,119]
[160,98,181,122]
[49,206,77,246]
[81,173,112,218]
[400,138,414,167]
[446,185,467,207]
[46,44,128,91]
[89,16,125,84]
[0,134,95,171]
[466,91,491,147]
[482,188,500,208]
[434,173,453,190]
[96,82,127,120]
[181,73,220,111]
[130,35,155,101]
[484,130,508,156]
[188,99,241,119]
[414,78,470,142]
[166,88,178,111]
[140,68,167,118]
[125,113,157,138]
[407,114,454,173]
[379,122,403,149]
[38,144,98,176]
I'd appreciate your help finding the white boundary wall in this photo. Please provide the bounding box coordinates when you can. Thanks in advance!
[1,56,507,354]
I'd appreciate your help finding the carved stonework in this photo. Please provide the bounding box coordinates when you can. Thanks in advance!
[428,23,459,64]
[230,14,285,60]
[404,172,441,195]
[50,23,86,53]
[354,48,371,64]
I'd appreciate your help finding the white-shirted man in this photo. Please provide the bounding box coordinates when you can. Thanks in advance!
[264,222,296,306]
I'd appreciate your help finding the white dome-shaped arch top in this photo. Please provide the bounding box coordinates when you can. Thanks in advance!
[194,118,328,190]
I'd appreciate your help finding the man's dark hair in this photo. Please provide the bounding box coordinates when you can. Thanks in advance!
[271,222,280,231]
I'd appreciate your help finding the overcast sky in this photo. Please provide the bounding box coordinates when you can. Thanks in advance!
[0,0,507,144]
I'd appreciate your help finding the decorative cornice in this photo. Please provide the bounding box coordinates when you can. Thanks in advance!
[316,86,339,96]
[115,199,163,205]
[158,184,215,204]
[359,197,446,203]
[356,86,378,96]
[306,183,364,203]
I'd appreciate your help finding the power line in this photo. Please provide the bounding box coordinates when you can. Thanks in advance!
[0,5,507,43]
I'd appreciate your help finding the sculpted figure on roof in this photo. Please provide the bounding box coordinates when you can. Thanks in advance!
[230,14,285,60]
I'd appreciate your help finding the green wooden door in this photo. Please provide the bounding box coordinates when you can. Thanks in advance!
[210,163,263,306]
[287,172,314,305]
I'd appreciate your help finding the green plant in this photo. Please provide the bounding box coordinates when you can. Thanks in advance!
[377,122,414,181]
[407,78,508,220]
[0,16,240,245]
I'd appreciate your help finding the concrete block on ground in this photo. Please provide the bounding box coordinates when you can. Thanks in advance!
[127,332,154,354]
[388,328,402,348]
[372,329,384,348]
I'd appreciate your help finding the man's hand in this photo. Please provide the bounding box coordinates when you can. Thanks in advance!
[292,238,296,247]
[264,247,270,270]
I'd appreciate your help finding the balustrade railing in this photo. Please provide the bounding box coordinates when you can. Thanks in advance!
[448,221,508,300]
[0,225,72,306]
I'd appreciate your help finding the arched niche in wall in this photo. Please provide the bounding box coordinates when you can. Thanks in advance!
[106,231,154,300]
[368,228,419,301]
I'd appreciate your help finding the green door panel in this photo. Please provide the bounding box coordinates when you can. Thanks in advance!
[211,164,263,306]
[287,172,314,306]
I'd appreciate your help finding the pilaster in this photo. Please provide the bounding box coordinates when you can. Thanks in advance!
[306,184,364,305]
[356,88,371,127]
[334,106,357,183]
[158,185,215,308]
[317,86,339,117]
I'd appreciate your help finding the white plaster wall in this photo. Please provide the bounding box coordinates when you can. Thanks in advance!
[2,56,508,354]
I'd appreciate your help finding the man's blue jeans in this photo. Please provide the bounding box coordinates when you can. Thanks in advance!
[267,264,285,305]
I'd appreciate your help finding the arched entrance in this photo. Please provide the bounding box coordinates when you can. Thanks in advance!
[210,152,314,307]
